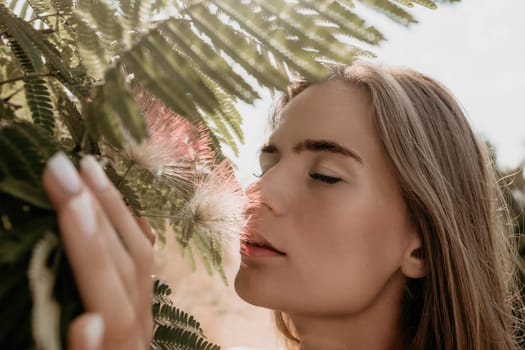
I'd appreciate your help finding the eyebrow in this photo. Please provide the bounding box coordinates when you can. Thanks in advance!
[260,139,363,164]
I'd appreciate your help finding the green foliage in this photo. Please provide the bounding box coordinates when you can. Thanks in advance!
[357,0,418,26]
[0,121,59,193]
[0,0,450,348]
[151,280,220,350]
[23,77,55,133]
[84,66,148,149]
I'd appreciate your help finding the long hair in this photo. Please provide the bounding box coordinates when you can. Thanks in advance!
[271,62,524,349]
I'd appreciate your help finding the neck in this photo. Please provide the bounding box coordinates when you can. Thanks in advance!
[287,272,407,350]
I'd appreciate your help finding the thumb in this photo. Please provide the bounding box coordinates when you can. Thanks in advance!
[68,313,105,350]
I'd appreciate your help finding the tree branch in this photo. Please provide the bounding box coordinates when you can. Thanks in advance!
[27,13,58,24]
[2,86,24,103]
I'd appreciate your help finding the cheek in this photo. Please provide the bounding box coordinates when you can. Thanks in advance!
[288,187,410,312]
[300,185,406,258]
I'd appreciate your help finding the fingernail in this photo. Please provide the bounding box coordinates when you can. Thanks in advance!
[80,155,111,190]
[84,313,104,350]
[69,191,96,236]
[47,152,81,195]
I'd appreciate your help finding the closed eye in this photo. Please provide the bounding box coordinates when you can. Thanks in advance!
[309,173,342,184]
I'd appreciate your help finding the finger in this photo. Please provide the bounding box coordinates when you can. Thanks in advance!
[43,153,137,343]
[93,209,139,302]
[43,153,137,302]
[68,313,104,350]
[134,214,156,246]
[79,156,152,272]
[42,152,82,208]
[79,156,154,343]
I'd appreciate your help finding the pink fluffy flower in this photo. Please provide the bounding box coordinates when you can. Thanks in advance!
[122,87,215,180]
[180,159,245,244]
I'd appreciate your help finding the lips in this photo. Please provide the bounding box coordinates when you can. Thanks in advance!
[240,213,286,257]
[239,226,286,258]
[241,238,286,255]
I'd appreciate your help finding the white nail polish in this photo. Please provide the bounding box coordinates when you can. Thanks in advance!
[80,155,110,190]
[47,152,81,195]
[84,314,104,350]
[69,191,96,236]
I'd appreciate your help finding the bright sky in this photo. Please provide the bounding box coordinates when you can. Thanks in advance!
[233,0,525,187]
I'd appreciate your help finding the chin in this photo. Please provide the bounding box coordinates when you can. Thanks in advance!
[234,268,276,309]
[234,268,257,303]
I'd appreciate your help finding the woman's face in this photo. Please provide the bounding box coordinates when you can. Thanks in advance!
[234,80,420,317]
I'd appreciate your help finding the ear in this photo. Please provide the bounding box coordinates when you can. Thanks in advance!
[400,233,427,279]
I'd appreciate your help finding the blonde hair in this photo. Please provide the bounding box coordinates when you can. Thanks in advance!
[271,62,524,349]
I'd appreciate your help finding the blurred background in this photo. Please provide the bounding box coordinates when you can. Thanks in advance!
[157,0,525,348]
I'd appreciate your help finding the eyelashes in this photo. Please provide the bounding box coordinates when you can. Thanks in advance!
[309,173,342,184]
[252,171,342,184]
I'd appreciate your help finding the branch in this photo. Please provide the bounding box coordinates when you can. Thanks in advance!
[2,86,24,103]
[1,100,22,110]
[0,72,52,86]
[27,12,60,24]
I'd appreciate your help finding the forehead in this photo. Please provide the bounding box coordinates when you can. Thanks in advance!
[271,80,376,148]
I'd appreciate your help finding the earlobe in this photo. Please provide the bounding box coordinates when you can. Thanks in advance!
[401,236,427,279]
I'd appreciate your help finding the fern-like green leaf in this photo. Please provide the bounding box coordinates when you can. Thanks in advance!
[152,279,173,305]
[391,0,437,8]
[391,0,414,7]
[83,87,126,149]
[214,1,325,80]
[357,0,417,26]
[140,32,219,116]
[84,67,148,149]
[151,280,220,350]
[0,4,46,72]
[121,44,200,123]
[51,0,74,15]
[104,164,143,210]
[151,325,220,350]
[312,0,385,45]
[408,0,437,9]
[23,77,55,134]
[2,32,56,132]
[176,222,227,283]
[0,121,59,186]
[193,230,226,283]
[121,27,239,157]
[75,0,126,54]
[153,304,204,333]
[105,67,148,143]
[205,79,244,144]
[188,5,291,91]
[27,0,52,18]
[252,0,371,64]
[3,3,91,98]
[158,20,258,104]
[55,95,85,148]
[118,0,155,38]
[73,18,108,80]
[0,177,51,209]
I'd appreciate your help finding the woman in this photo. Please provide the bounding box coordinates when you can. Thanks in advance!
[43,62,523,349]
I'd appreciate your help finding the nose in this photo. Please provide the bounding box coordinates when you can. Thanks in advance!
[245,166,290,216]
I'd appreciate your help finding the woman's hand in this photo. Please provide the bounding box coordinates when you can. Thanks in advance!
[42,152,154,350]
